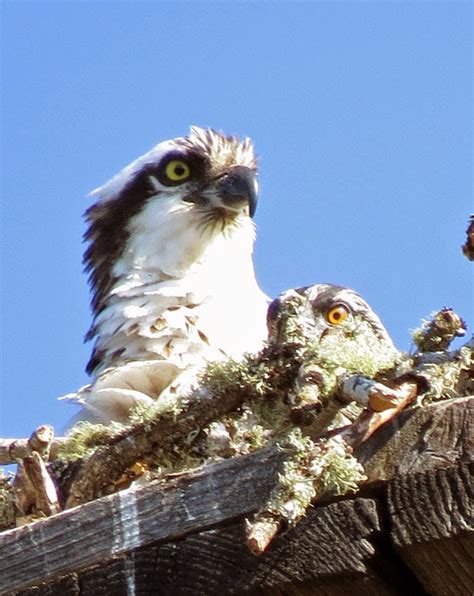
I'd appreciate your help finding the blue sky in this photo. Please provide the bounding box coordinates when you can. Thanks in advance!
[1,1,472,439]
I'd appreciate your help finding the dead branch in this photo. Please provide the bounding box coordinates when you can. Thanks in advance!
[20,453,60,516]
[339,380,418,448]
[0,425,67,465]
[412,308,467,353]
[1,424,61,521]
[65,385,249,508]
[246,516,280,555]
[242,383,419,556]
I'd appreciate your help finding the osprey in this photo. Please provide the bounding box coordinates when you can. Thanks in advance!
[65,127,269,423]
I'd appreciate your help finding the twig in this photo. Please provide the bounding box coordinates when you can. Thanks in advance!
[244,432,367,554]
[22,453,60,516]
[64,373,419,509]
[339,380,418,448]
[65,385,249,508]
[245,381,418,554]
[340,375,404,411]
[412,309,467,353]
[246,516,280,555]
[0,426,67,465]
[5,425,61,519]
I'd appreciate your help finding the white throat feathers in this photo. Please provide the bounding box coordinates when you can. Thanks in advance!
[64,127,270,424]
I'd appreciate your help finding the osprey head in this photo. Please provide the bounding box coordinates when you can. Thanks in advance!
[84,127,259,315]
[267,284,398,369]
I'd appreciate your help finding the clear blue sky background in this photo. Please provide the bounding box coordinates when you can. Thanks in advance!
[1,1,472,439]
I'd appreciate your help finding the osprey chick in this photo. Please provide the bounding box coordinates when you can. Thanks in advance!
[66,127,269,423]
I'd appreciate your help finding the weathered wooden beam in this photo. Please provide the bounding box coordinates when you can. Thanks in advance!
[57,465,470,596]
[139,498,401,596]
[0,447,283,594]
[355,396,473,479]
[388,463,473,596]
[2,397,472,594]
[64,383,251,508]
[15,574,79,596]
[13,499,402,596]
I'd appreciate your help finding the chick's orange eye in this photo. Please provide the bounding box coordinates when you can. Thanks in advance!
[165,159,191,182]
[326,304,350,325]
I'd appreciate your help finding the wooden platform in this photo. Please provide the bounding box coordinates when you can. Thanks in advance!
[1,397,472,595]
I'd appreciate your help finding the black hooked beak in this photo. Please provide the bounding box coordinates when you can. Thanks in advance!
[215,166,258,217]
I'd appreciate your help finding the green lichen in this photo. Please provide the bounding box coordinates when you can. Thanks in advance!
[128,394,186,427]
[201,356,266,399]
[0,471,16,531]
[57,421,124,462]
[410,309,472,404]
[412,309,467,353]
[201,314,400,421]
[202,398,292,460]
[415,345,473,405]
[306,315,401,394]
[201,347,302,404]
[262,429,366,527]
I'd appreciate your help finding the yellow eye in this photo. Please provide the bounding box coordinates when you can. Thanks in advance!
[326,304,350,325]
[165,159,191,182]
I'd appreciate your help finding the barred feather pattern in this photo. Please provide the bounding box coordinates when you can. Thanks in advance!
[63,128,269,424]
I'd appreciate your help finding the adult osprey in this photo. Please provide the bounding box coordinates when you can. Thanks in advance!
[65,127,269,423]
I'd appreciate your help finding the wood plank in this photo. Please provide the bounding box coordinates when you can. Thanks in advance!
[255,576,407,596]
[143,498,392,595]
[14,574,79,596]
[1,448,283,594]
[14,499,392,596]
[387,463,474,596]
[397,534,474,596]
[388,463,472,544]
[355,396,473,480]
[2,397,472,594]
